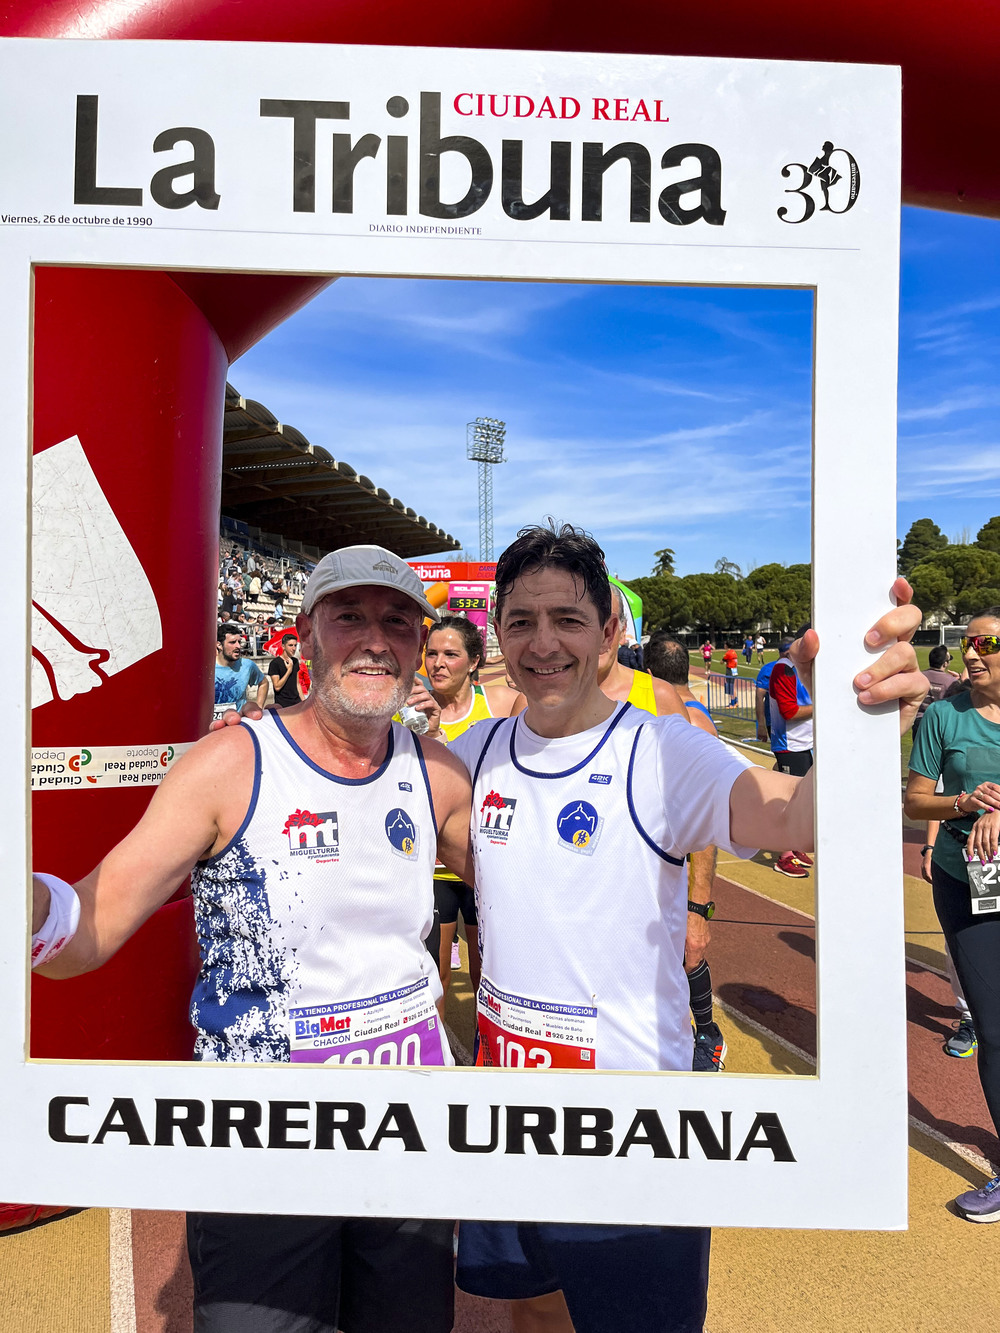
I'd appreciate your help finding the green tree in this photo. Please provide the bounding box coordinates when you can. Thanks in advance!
[976,516,1000,554]
[907,561,955,619]
[650,548,676,577]
[743,562,812,634]
[898,518,947,575]
[622,575,690,632]
[714,557,742,579]
[680,572,753,632]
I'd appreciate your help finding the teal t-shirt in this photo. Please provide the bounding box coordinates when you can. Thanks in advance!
[909,691,1000,882]
[214,657,265,705]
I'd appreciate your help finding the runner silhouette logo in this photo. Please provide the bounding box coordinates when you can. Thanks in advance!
[385,808,419,858]
[556,800,602,856]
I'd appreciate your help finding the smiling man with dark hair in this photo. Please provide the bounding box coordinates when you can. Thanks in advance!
[447,523,926,1333]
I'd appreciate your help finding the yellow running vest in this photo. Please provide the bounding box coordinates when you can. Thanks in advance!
[437,684,494,881]
[626,669,658,717]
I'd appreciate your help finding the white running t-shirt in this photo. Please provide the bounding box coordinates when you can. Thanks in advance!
[450,703,756,1073]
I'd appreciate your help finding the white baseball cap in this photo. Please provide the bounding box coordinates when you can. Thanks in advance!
[301,545,441,621]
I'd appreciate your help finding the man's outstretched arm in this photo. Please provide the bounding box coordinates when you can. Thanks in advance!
[32,727,251,979]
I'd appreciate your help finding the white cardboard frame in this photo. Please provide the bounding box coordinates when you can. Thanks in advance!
[0,39,904,1229]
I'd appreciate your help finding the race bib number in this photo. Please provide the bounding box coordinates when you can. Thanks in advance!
[212,701,240,722]
[967,860,1000,915]
[476,977,597,1070]
[289,978,444,1066]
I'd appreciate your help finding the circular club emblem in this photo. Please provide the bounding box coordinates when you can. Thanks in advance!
[385,808,418,857]
[556,800,600,849]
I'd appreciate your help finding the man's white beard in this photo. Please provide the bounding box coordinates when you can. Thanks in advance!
[312,645,413,719]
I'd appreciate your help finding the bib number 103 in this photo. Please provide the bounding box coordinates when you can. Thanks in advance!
[494,1035,552,1068]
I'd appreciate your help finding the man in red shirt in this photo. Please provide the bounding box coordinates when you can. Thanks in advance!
[722,643,740,707]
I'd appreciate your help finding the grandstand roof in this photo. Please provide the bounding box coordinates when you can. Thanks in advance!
[221,383,461,558]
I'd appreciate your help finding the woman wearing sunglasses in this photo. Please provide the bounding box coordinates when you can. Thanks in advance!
[905,610,1000,1222]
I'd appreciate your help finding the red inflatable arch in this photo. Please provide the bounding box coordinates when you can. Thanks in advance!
[2,0,996,1230]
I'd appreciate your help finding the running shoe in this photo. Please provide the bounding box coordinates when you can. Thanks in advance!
[944,1018,977,1059]
[692,1023,727,1072]
[790,851,814,869]
[954,1173,1000,1223]
[451,940,462,969]
[774,853,808,878]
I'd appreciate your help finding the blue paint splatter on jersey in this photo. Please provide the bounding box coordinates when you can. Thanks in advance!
[190,838,295,1062]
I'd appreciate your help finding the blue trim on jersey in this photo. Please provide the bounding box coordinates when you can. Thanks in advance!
[684,699,715,725]
[471,718,506,790]
[197,722,263,867]
[271,709,396,784]
[508,703,633,779]
[626,727,685,866]
[414,733,437,833]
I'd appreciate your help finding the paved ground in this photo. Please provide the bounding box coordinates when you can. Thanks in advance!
[3,677,997,1332]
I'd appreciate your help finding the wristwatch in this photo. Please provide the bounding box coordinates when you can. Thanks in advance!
[687,900,715,919]
[920,844,934,856]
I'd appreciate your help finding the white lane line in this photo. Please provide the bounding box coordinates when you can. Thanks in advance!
[108,1209,137,1333]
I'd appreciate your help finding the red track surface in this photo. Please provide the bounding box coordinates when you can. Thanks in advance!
[710,870,998,1167]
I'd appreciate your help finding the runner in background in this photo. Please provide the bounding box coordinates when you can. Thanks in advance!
[754,633,766,666]
[742,633,754,666]
[755,635,809,745]
[645,631,728,1072]
[700,638,713,677]
[405,614,518,998]
[768,628,815,879]
[722,642,739,707]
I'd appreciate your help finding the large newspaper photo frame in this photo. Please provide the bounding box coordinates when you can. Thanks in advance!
[0,38,904,1228]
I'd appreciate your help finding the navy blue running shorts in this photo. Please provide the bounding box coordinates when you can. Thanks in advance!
[456,1219,710,1333]
[188,1211,455,1333]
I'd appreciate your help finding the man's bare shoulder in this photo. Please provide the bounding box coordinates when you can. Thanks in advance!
[652,676,686,717]
[166,721,258,787]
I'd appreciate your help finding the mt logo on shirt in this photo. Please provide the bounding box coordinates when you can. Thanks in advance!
[556,800,602,855]
[480,790,517,843]
[283,809,339,860]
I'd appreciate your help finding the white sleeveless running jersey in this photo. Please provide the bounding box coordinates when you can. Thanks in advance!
[190,711,449,1067]
[450,704,755,1073]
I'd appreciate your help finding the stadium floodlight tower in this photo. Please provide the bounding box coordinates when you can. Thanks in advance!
[466,416,507,562]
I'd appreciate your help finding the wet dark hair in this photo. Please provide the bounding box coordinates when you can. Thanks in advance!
[217,622,240,643]
[968,606,1000,626]
[928,645,951,669]
[494,523,612,625]
[645,633,690,686]
[427,615,485,669]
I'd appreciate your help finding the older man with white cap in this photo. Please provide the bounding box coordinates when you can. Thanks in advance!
[30,545,474,1333]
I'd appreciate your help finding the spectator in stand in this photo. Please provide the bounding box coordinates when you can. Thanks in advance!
[769,626,814,878]
[268,633,304,709]
[248,571,262,599]
[246,551,256,575]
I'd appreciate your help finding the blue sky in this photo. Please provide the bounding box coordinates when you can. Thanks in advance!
[233,206,1000,581]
